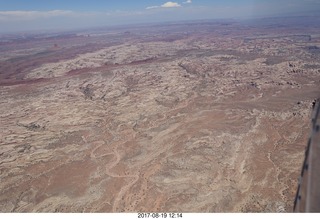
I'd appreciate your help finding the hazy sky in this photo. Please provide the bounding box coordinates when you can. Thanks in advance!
[0,0,320,33]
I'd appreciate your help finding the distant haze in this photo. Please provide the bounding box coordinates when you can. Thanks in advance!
[0,0,320,33]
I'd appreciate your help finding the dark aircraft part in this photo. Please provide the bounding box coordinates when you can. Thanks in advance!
[294,99,320,212]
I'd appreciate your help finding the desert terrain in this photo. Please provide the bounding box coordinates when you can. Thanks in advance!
[0,17,320,212]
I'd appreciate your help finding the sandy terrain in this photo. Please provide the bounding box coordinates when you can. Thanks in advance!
[0,18,320,212]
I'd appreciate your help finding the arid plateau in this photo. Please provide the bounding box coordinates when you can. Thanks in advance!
[1,17,320,212]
